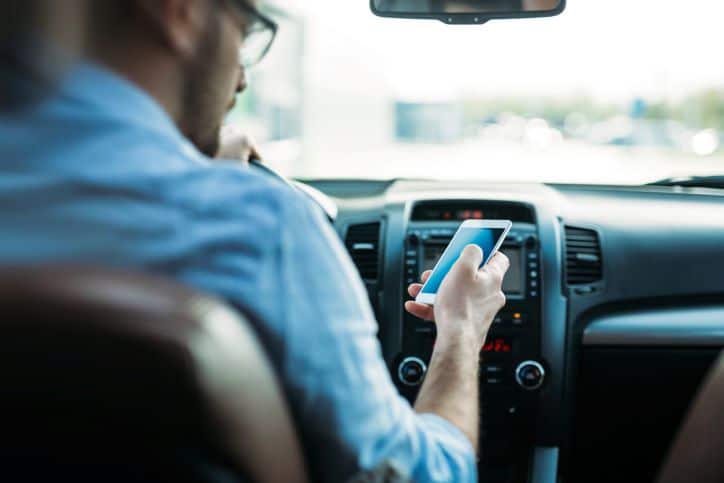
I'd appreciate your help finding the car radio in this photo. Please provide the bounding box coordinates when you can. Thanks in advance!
[395,216,544,474]
[404,226,539,300]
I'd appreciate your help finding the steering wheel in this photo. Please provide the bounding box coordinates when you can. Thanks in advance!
[249,159,338,223]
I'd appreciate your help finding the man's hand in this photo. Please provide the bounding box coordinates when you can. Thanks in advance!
[404,270,435,321]
[216,124,261,166]
[406,245,510,450]
[435,245,509,347]
[405,245,510,348]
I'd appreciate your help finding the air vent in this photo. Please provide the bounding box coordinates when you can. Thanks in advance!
[345,222,381,280]
[565,226,602,285]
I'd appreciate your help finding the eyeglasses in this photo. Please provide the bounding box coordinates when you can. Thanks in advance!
[228,0,278,68]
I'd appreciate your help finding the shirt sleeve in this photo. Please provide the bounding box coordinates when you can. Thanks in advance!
[175,171,477,483]
[273,189,477,483]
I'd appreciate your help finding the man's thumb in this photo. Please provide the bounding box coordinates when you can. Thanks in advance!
[456,244,483,272]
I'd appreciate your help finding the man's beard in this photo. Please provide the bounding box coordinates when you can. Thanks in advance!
[180,13,224,158]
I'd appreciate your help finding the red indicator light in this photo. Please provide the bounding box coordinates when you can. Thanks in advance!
[472,210,483,219]
[483,337,512,353]
[443,211,452,220]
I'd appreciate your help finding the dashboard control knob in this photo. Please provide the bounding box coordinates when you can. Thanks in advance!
[398,357,427,386]
[525,236,539,250]
[407,233,420,247]
[515,361,545,391]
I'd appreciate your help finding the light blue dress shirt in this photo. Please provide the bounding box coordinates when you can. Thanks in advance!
[0,63,476,483]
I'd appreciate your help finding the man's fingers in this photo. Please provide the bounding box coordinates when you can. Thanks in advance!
[406,269,435,304]
[248,142,262,163]
[407,283,423,298]
[482,252,511,280]
[490,251,511,273]
[420,270,433,284]
[407,270,432,297]
[404,301,435,321]
[217,126,261,165]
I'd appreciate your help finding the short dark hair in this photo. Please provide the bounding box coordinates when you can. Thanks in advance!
[87,0,135,44]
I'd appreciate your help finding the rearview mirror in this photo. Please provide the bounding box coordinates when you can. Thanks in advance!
[370,0,565,24]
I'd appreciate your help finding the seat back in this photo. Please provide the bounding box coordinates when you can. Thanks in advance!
[0,265,308,483]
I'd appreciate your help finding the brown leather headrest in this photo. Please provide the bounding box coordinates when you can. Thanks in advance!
[0,265,307,483]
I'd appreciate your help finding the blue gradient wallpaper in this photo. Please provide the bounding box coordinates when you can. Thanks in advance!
[421,228,505,294]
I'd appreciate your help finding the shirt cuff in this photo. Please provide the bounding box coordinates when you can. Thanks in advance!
[416,413,477,481]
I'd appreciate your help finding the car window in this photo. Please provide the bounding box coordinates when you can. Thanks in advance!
[226,0,724,185]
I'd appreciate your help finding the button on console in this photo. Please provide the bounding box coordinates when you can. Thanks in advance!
[398,357,427,386]
[485,364,503,374]
[511,312,527,326]
[515,361,545,391]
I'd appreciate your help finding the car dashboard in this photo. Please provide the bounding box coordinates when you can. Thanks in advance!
[303,178,724,483]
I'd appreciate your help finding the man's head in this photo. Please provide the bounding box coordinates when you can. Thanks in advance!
[88,0,274,156]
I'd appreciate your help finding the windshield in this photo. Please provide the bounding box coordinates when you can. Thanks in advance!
[227,0,724,185]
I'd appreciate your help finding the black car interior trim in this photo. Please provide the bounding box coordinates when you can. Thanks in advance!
[583,306,724,346]
[306,177,724,483]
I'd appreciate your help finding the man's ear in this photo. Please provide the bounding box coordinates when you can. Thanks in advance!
[136,0,209,59]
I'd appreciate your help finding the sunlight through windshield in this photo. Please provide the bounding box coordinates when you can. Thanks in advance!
[227,0,724,185]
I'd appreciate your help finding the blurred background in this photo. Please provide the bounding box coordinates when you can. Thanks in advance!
[227,0,724,185]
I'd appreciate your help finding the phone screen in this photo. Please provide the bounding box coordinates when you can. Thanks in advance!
[420,227,507,295]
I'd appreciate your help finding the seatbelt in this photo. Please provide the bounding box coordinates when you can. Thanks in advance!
[657,350,724,483]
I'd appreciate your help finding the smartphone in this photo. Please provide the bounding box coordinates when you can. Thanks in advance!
[415,219,512,305]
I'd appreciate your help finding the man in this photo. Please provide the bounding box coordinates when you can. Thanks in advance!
[0,1,509,482]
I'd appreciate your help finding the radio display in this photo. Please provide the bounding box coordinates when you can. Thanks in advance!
[412,201,535,223]
[423,245,523,295]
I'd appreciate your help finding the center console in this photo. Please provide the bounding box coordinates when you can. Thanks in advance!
[393,200,545,482]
